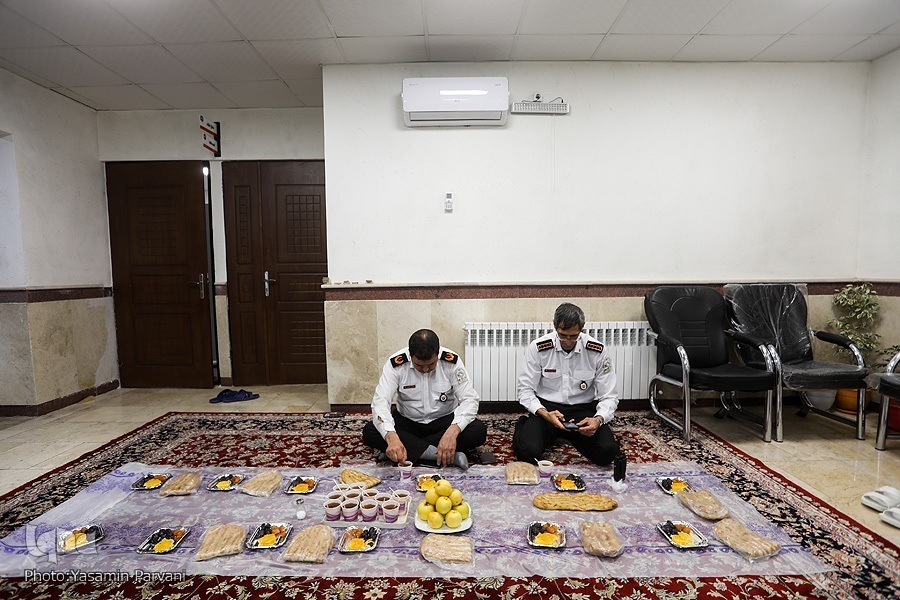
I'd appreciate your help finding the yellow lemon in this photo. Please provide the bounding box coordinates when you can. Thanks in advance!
[445,509,462,529]
[435,496,452,515]
[435,479,453,497]
[424,488,439,506]
[449,488,463,506]
[456,501,470,520]
[427,511,444,529]
[417,500,434,521]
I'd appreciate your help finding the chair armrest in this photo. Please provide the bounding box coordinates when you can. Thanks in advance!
[812,329,865,367]
[813,329,854,349]
[647,330,683,349]
[887,349,900,374]
[725,329,768,348]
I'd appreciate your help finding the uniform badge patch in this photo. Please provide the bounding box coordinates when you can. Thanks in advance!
[536,339,554,352]
[455,368,468,385]
[579,381,588,390]
[391,353,409,367]
[585,341,604,353]
[602,357,612,374]
[441,350,459,364]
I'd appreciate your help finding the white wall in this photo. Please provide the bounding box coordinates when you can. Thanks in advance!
[97,107,325,284]
[0,135,25,287]
[860,48,900,281]
[0,69,108,287]
[323,62,874,285]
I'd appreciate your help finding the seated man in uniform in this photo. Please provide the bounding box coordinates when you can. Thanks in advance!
[363,328,487,470]
[513,303,620,466]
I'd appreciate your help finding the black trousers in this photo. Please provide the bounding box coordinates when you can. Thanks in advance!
[362,410,488,461]
[512,399,619,466]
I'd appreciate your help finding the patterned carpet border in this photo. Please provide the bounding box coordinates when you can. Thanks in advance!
[0,410,897,600]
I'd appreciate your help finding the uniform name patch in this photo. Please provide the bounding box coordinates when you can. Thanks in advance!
[403,385,416,389]
[585,341,604,353]
[544,369,557,373]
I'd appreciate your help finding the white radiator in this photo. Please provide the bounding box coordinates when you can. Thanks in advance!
[463,321,657,401]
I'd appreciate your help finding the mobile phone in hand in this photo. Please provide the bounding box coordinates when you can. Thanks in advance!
[563,420,579,431]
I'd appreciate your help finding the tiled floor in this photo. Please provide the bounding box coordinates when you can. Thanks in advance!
[0,386,897,547]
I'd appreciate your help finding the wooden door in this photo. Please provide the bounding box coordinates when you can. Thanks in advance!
[106,161,214,388]
[223,161,327,384]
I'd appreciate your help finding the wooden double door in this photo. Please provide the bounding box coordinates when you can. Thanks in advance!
[223,161,328,384]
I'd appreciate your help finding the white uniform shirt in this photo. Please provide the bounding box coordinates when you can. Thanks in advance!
[371,346,480,439]
[517,331,619,423]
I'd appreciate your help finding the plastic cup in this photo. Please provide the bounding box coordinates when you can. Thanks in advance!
[347,482,367,490]
[392,490,411,511]
[382,500,400,523]
[362,489,379,500]
[374,493,392,513]
[399,460,413,479]
[537,460,553,477]
[360,500,378,522]
[326,490,345,502]
[341,499,360,521]
[324,500,342,521]
[343,490,362,503]
[333,483,352,492]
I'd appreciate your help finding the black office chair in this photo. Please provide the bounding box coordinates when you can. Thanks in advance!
[724,283,869,443]
[876,350,900,451]
[644,286,777,443]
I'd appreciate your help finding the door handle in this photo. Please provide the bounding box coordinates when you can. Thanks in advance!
[188,273,205,299]
[264,271,276,297]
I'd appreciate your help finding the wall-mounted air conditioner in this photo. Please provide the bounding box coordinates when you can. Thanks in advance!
[402,77,509,127]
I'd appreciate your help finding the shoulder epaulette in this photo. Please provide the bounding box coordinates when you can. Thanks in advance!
[585,341,604,352]
[536,339,554,352]
[390,353,409,368]
[440,350,459,364]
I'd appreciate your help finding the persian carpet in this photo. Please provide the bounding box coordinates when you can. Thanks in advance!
[0,411,897,600]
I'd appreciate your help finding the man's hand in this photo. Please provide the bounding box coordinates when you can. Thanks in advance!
[537,407,569,430]
[436,424,461,467]
[384,431,407,464]
[575,416,602,436]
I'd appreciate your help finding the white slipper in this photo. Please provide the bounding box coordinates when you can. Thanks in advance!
[880,507,900,529]
[861,486,900,511]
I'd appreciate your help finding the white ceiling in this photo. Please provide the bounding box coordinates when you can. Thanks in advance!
[1,0,899,111]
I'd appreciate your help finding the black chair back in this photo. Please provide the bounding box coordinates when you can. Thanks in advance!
[644,286,730,369]
[725,284,813,367]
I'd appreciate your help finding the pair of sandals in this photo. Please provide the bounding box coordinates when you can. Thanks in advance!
[860,485,900,528]
[209,388,259,403]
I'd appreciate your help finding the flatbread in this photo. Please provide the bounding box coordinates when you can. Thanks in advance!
[713,518,781,560]
[240,470,282,497]
[283,524,334,563]
[580,521,624,557]
[158,472,201,496]
[678,489,729,520]
[533,492,617,512]
[420,533,473,564]
[506,461,539,485]
[195,523,245,561]
[340,468,381,489]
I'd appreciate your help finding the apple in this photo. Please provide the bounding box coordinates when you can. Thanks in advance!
[444,509,462,528]
[417,500,434,521]
[449,488,463,506]
[427,510,444,529]
[435,496,452,515]
[424,488,439,506]
[435,479,453,497]
[455,501,470,521]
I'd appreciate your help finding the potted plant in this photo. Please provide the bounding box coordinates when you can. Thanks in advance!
[827,282,898,414]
